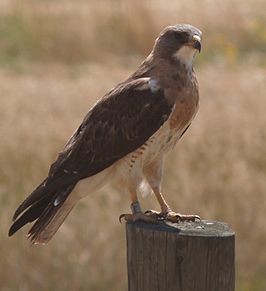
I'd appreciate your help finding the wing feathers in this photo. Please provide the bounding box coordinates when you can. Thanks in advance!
[48,78,173,182]
[10,77,173,239]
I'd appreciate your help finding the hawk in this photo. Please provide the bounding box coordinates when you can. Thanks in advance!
[9,24,202,244]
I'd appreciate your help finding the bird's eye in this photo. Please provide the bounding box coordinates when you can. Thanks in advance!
[174,32,187,42]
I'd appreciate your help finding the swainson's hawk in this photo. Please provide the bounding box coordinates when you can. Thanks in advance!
[9,24,202,244]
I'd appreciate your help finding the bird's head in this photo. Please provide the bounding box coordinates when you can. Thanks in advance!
[153,24,202,69]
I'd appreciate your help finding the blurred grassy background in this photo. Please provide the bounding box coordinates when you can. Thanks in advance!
[0,0,266,290]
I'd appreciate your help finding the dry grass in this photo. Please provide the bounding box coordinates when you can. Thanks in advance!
[0,0,265,67]
[0,1,266,290]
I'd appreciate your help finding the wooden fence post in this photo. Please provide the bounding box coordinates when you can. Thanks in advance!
[126,220,235,291]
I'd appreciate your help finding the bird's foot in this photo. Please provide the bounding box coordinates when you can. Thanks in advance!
[145,209,201,223]
[119,201,160,224]
[119,212,159,223]
[165,211,201,223]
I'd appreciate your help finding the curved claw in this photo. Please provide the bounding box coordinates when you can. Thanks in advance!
[174,213,201,222]
[119,214,126,223]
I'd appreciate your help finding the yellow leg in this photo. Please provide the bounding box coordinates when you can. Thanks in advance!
[152,187,171,213]
[147,186,200,222]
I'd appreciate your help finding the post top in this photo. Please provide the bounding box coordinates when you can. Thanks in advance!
[127,220,235,238]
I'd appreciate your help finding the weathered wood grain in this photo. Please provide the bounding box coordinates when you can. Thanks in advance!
[126,220,235,291]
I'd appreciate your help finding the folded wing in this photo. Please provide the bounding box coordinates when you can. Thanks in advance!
[10,77,173,240]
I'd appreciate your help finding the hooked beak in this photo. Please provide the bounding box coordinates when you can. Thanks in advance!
[192,35,201,53]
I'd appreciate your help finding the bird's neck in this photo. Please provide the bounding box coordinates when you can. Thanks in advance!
[127,52,194,83]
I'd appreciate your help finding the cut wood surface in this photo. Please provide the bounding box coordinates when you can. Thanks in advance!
[126,220,235,291]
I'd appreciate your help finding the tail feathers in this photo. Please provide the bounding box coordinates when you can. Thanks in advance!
[28,199,76,244]
[8,195,51,237]
[13,178,48,221]
[9,183,77,244]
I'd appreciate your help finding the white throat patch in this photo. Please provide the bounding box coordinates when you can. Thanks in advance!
[174,46,197,70]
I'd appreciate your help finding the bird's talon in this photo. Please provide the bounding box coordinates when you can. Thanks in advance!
[119,210,200,224]
[119,214,126,223]
[164,211,201,223]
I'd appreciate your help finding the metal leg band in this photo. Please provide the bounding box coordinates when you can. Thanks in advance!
[131,201,142,214]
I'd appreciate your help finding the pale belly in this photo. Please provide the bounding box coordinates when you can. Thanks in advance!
[114,113,192,181]
[133,118,190,166]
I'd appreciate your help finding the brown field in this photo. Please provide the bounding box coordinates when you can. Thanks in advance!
[0,1,266,290]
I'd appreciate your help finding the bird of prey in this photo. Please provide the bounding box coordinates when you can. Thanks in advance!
[9,24,202,244]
